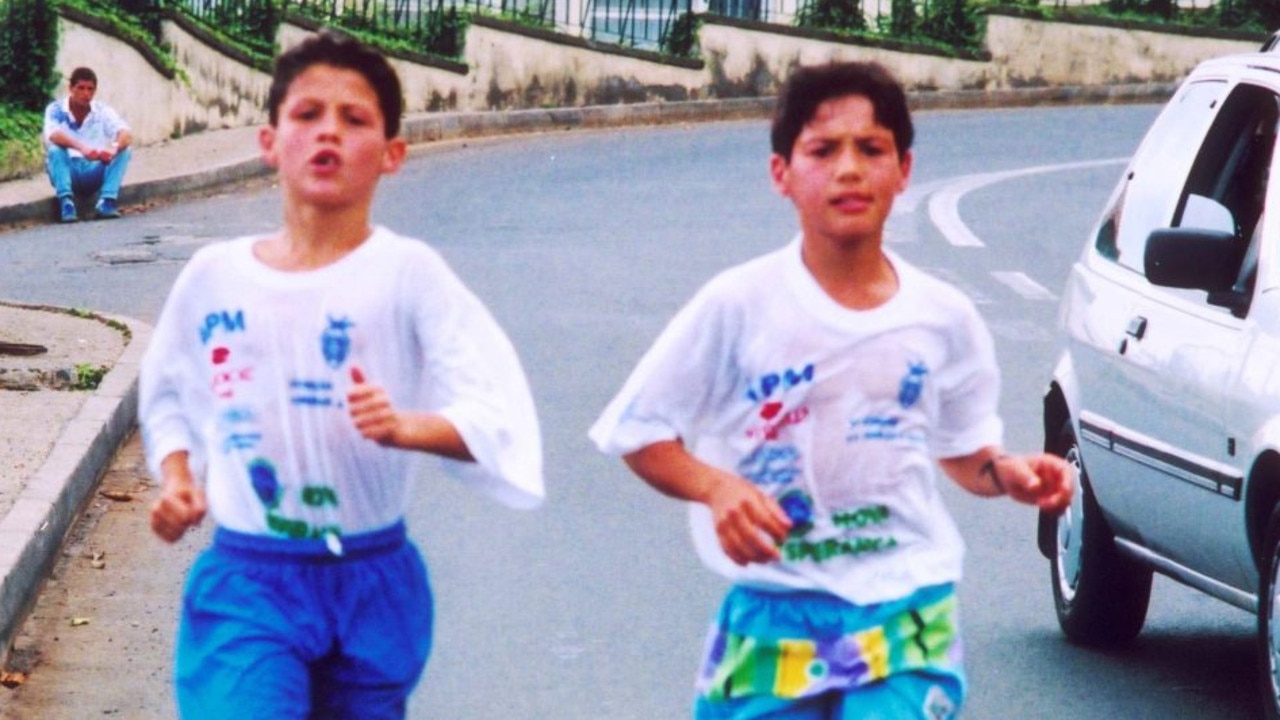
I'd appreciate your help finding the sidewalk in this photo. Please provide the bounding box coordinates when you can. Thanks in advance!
[0,85,1174,669]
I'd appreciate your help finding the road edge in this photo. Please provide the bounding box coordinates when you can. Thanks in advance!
[0,311,152,672]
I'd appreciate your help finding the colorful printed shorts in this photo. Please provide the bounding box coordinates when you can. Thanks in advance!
[695,583,964,719]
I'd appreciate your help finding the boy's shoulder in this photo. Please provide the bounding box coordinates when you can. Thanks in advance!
[186,234,254,269]
[361,227,455,274]
[184,228,441,270]
[367,226,439,254]
[890,251,978,310]
[693,242,978,321]
[699,242,792,297]
[43,98,68,122]
[888,252,989,334]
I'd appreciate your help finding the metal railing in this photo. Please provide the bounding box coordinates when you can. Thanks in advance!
[707,0,765,21]
[163,0,695,54]
[122,0,982,57]
[83,0,1271,64]
[159,0,276,52]
[575,0,694,49]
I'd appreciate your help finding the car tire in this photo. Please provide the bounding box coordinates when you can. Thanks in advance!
[1256,507,1280,720]
[1049,420,1152,646]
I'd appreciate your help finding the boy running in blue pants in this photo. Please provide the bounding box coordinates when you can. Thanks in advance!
[140,31,544,719]
[590,61,1073,719]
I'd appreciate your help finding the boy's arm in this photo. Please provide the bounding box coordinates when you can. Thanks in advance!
[150,451,208,543]
[623,439,791,566]
[939,447,1073,513]
[100,127,131,163]
[140,266,207,542]
[347,366,475,461]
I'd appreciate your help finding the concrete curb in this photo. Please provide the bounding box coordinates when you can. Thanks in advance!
[0,159,273,229]
[0,312,152,668]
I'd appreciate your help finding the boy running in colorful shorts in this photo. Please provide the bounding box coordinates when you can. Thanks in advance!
[140,31,544,720]
[589,61,1072,719]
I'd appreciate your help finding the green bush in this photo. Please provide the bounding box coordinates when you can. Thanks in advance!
[0,0,60,113]
[888,0,918,36]
[920,0,979,46]
[0,103,45,181]
[1107,0,1175,20]
[292,0,466,58]
[797,0,869,32]
[426,6,464,57]
[64,0,178,64]
[1029,0,1271,31]
[172,0,278,56]
[0,104,42,143]
[661,11,700,57]
[1212,0,1275,29]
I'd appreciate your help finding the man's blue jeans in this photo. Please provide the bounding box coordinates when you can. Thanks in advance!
[45,145,132,201]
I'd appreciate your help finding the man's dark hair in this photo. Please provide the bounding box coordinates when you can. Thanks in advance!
[267,30,404,139]
[770,61,914,161]
[69,67,97,87]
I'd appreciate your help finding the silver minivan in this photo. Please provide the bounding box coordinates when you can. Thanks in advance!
[1042,44,1280,718]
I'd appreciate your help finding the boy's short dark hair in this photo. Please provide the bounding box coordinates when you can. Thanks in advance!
[69,67,97,87]
[267,30,404,139]
[770,61,914,161]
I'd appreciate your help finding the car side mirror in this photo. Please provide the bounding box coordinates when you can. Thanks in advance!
[1144,227,1240,292]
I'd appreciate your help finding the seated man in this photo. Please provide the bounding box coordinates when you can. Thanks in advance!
[43,66,132,222]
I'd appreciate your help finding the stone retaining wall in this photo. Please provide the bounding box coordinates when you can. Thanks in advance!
[27,10,1269,154]
[699,17,992,96]
[986,13,1262,88]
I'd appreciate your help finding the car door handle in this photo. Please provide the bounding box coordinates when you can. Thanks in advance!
[1119,316,1147,355]
[1127,316,1148,339]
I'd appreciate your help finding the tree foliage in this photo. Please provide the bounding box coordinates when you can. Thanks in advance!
[920,0,978,47]
[0,0,60,113]
[661,11,700,57]
[797,0,869,32]
[1213,0,1279,30]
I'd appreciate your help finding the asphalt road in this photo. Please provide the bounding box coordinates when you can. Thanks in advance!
[0,103,1262,719]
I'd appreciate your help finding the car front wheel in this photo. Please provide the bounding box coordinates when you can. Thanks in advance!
[1049,420,1152,646]
[1256,507,1280,720]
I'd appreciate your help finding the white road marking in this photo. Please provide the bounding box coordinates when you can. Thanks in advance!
[893,178,953,216]
[924,158,1129,247]
[991,271,1058,301]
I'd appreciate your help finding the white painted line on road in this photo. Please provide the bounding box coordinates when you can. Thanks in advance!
[925,158,1129,247]
[893,178,953,215]
[991,271,1058,301]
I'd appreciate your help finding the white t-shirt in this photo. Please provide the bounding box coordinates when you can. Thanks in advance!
[42,98,129,159]
[141,227,544,538]
[590,237,1002,605]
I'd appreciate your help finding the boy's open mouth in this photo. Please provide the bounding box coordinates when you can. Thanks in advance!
[311,150,341,169]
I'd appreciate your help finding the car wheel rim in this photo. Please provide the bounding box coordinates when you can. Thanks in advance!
[1269,551,1280,709]
[1055,443,1085,603]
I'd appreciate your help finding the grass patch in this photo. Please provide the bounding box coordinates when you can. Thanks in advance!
[72,362,109,390]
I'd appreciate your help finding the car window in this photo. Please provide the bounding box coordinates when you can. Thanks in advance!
[1162,83,1277,314]
[1236,210,1265,298]
[1175,84,1275,241]
[1178,194,1234,234]
[1095,80,1227,269]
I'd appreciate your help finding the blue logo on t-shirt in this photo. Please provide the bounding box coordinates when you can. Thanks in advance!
[321,316,354,368]
[898,359,929,409]
[778,488,815,536]
[248,458,281,509]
